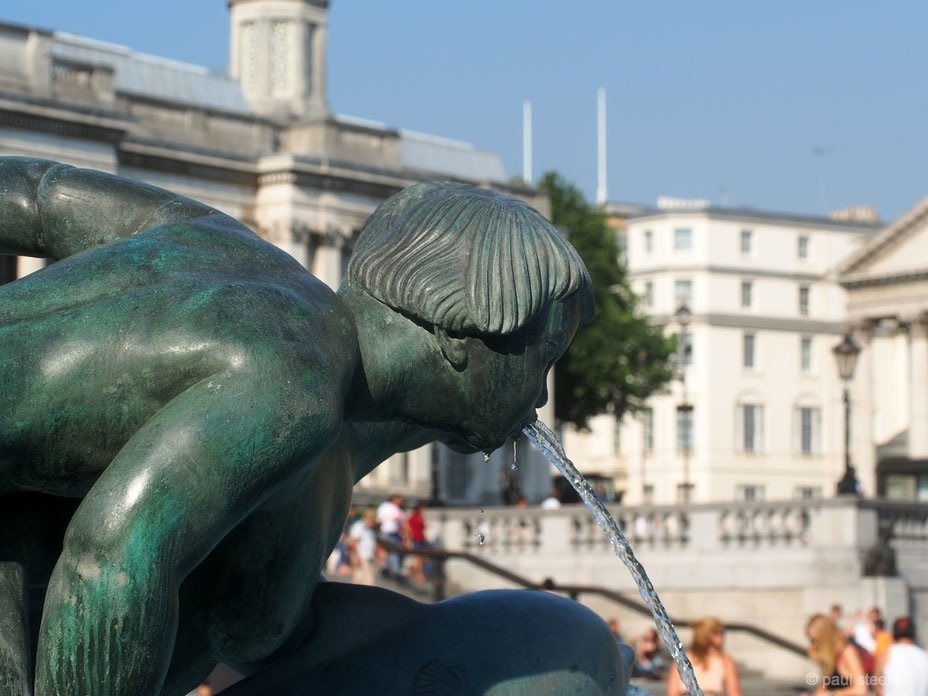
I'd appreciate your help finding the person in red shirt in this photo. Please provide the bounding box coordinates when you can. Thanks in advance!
[406,502,429,584]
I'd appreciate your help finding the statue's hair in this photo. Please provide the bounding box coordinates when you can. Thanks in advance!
[346,182,594,335]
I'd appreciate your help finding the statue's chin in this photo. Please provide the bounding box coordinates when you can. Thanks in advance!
[441,436,482,454]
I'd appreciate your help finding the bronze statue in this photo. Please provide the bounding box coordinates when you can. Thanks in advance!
[0,158,627,694]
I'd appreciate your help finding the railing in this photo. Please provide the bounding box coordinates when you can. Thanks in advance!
[376,538,807,659]
[436,497,928,566]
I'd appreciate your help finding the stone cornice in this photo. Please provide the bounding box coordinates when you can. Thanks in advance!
[841,267,928,289]
[118,140,258,187]
[630,207,882,233]
[0,93,130,143]
[650,312,845,335]
[229,0,329,6]
[257,155,415,200]
[631,264,823,283]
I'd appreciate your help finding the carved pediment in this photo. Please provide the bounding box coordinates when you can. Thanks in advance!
[840,196,928,286]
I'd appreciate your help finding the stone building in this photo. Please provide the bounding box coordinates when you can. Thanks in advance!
[839,196,928,500]
[0,0,555,506]
[564,200,882,504]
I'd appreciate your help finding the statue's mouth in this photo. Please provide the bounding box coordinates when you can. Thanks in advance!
[441,415,537,455]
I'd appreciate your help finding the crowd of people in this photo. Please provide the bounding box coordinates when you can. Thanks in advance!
[802,604,928,695]
[617,603,928,695]
[324,498,928,695]
[326,494,434,586]
[621,616,741,695]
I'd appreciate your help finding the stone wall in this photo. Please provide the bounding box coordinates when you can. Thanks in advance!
[427,498,925,680]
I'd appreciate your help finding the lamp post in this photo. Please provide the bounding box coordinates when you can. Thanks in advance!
[833,332,861,496]
[676,302,693,503]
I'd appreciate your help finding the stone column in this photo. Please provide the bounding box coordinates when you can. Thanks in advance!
[908,318,928,459]
[853,322,876,495]
[312,243,343,291]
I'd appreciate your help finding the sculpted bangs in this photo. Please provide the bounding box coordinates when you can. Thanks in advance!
[346,182,593,335]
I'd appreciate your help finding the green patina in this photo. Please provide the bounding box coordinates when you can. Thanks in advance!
[0,157,626,695]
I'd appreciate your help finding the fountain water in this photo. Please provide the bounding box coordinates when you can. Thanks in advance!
[523,420,703,696]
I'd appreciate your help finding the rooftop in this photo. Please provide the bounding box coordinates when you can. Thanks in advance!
[42,26,507,182]
[626,202,883,231]
[52,32,253,115]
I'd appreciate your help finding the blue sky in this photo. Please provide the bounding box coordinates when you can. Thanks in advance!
[4,1,926,220]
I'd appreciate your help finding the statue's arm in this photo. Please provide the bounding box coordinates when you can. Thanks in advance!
[0,156,230,260]
[35,367,342,695]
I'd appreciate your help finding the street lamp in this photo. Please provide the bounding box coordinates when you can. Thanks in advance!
[676,302,693,503]
[833,332,861,496]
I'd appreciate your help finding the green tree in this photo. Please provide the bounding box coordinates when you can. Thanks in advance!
[538,171,676,430]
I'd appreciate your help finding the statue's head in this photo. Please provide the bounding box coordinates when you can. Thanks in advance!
[346,182,594,450]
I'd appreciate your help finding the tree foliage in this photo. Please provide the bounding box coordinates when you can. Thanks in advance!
[539,172,676,430]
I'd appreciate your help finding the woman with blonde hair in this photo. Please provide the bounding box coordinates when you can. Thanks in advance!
[667,617,742,696]
[805,614,867,694]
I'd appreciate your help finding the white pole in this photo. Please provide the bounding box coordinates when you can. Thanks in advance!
[596,87,607,205]
[523,100,533,185]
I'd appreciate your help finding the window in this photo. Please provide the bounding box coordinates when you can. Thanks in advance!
[304,24,315,93]
[673,228,692,251]
[644,230,653,254]
[676,331,693,366]
[798,285,810,316]
[676,405,694,453]
[674,279,693,306]
[798,235,809,259]
[740,229,752,255]
[644,281,654,307]
[270,20,294,96]
[737,403,764,453]
[641,408,654,455]
[741,280,753,309]
[800,337,812,373]
[794,486,822,500]
[743,333,756,369]
[736,485,765,502]
[795,406,822,455]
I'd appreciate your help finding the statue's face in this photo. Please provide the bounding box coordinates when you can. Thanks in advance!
[433,298,583,453]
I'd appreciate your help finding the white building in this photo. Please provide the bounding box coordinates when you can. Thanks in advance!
[840,197,928,500]
[0,1,555,506]
[564,200,882,504]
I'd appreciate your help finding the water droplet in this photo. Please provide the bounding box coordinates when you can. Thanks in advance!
[477,533,485,545]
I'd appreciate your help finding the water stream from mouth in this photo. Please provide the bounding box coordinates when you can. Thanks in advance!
[522,419,702,696]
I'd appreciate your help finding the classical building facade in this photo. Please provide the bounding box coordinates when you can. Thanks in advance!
[0,1,555,506]
[839,197,928,500]
[564,201,882,504]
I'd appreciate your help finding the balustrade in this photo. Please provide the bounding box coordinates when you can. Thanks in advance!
[436,498,928,563]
